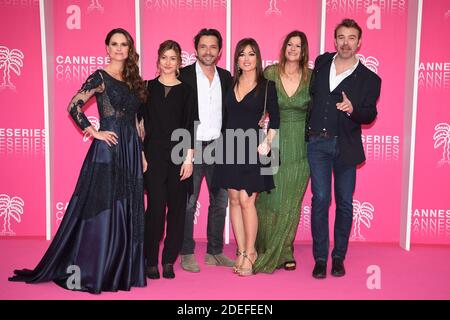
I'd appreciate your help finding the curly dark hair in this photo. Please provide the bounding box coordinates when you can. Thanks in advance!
[105,28,147,102]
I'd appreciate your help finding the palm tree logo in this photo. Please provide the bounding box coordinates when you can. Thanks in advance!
[0,194,24,236]
[433,122,450,166]
[357,54,379,74]
[88,0,104,13]
[83,116,100,142]
[181,51,196,68]
[265,0,286,15]
[0,46,24,90]
[351,200,374,241]
[193,201,201,224]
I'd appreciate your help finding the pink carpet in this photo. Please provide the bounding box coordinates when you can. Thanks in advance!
[1,239,449,300]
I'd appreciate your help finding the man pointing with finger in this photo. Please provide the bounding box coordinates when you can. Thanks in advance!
[306,18,381,279]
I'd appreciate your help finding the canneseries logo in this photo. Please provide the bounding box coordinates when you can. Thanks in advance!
[298,204,311,237]
[193,201,201,224]
[0,128,46,157]
[418,61,450,90]
[350,200,374,241]
[0,194,24,236]
[433,123,450,166]
[412,208,450,237]
[87,0,104,13]
[362,134,400,161]
[56,55,108,82]
[61,3,109,82]
[83,116,100,142]
[66,0,104,20]
[0,46,24,91]
[265,0,286,16]
[181,51,196,68]
[298,199,374,241]
[0,0,38,7]
[326,0,405,15]
[55,201,69,226]
[357,54,379,74]
[145,0,226,10]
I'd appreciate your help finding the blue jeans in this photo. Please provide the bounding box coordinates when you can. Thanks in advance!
[307,136,356,262]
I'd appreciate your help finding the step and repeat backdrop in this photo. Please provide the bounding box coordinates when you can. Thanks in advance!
[1,0,449,244]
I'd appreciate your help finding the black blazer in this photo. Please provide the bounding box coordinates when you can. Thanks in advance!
[179,62,232,133]
[308,52,382,166]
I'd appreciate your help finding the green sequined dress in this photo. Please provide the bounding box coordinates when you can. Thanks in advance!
[254,64,311,273]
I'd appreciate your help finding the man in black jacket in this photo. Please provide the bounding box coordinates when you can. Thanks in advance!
[178,28,234,272]
[307,19,381,279]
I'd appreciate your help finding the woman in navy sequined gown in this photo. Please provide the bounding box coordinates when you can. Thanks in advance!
[8,29,148,294]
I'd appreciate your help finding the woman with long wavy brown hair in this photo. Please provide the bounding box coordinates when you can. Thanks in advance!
[9,28,147,293]
[254,30,311,274]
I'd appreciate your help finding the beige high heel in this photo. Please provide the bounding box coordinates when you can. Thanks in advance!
[232,249,245,274]
[238,251,257,277]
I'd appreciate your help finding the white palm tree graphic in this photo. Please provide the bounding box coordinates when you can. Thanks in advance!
[181,51,196,68]
[0,46,24,90]
[351,200,374,241]
[0,194,24,236]
[357,54,379,74]
[433,123,450,165]
[193,201,201,224]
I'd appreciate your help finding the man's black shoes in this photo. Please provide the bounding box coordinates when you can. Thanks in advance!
[331,258,346,277]
[312,261,327,279]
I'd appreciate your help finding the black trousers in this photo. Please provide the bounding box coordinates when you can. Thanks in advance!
[144,145,188,266]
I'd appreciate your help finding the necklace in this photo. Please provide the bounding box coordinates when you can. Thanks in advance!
[283,70,301,81]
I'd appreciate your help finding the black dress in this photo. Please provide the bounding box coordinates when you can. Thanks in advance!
[9,69,146,294]
[214,80,280,196]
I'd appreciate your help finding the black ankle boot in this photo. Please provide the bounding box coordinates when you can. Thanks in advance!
[146,266,160,279]
[162,263,175,279]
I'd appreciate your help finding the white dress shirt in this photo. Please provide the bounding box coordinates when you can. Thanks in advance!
[195,62,222,141]
[329,54,359,92]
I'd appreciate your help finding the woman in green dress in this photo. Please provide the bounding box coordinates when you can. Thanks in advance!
[254,30,311,273]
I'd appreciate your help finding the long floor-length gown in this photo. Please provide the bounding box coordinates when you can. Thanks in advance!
[253,65,311,273]
[9,69,146,293]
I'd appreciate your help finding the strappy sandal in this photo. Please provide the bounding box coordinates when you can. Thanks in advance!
[232,249,244,273]
[238,251,257,277]
[284,260,296,271]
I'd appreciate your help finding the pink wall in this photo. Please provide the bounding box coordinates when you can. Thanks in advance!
[141,1,227,239]
[0,2,46,237]
[412,0,450,244]
[51,0,136,234]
